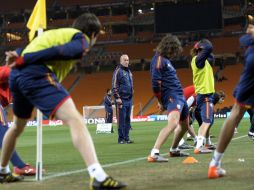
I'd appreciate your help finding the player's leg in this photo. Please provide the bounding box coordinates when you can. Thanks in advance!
[116,104,126,144]
[194,96,213,154]
[147,110,180,162]
[204,116,216,150]
[0,116,27,182]
[208,103,246,179]
[216,103,245,153]
[105,106,113,124]
[105,110,109,123]
[170,103,190,156]
[187,124,197,140]
[155,111,180,150]
[108,109,113,124]
[124,102,133,143]
[55,98,127,189]
[107,108,114,132]
[0,127,35,176]
[247,109,254,139]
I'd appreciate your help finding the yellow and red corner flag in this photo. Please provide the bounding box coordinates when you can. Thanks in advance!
[27,0,47,41]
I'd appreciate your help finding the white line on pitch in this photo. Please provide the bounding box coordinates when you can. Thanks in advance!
[42,134,248,181]
[43,156,147,180]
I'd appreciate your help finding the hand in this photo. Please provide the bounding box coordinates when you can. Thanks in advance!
[5,51,18,68]
[157,102,164,113]
[116,98,122,108]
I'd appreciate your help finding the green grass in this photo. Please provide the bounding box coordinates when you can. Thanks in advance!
[1,119,254,190]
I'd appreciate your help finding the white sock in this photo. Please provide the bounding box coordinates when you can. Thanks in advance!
[179,138,185,146]
[151,148,159,156]
[196,136,205,148]
[170,147,178,152]
[206,137,212,145]
[0,165,10,174]
[194,136,197,144]
[187,133,191,138]
[209,150,224,167]
[87,163,107,182]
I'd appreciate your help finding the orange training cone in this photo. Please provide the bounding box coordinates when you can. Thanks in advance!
[182,156,198,164]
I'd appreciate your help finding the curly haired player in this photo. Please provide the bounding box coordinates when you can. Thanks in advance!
[147,34,190,162]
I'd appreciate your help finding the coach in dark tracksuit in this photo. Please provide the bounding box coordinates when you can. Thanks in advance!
[112,54,134,144]
[104,89,113,123]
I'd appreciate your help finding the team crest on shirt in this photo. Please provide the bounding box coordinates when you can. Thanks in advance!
[177,104,181,109]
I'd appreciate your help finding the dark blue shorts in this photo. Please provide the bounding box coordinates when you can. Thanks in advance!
[164,95,189,121]
[196,94,214,124]
[10,65,70,119]
[233,63,254,108]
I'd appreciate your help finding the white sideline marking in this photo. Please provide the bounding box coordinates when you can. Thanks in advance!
[232,135,247,140]
[43,157,147,180]
[42,134,248,181]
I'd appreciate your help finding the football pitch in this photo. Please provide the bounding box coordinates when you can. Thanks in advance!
[1,119,254,190]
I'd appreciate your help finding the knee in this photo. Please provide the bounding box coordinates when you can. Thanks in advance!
[63,113,84,127]
[167,118,179,129]
[10,125,25,137]
[230,105,245,122]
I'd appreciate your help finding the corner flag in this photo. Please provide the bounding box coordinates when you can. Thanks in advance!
[27,0,47,41]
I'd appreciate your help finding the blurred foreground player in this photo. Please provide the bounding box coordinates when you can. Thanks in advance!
[0,13,127,189]
[208,15,254,179]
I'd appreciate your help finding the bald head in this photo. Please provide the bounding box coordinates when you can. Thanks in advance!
[120,54,129,67]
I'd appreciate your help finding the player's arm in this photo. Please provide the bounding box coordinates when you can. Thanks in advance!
[151,57,163,105]
[240,34,254,47]
[0,66,11,83]
[207,53,215,65]
[105,96,112,106]
[112,68,122,106]
[13,33,89,67]
[195,42,213,69]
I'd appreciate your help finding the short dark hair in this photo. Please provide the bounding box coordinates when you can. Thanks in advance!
[106,88,111,93]
[190,39,212,57]
[155,34,182,58]
[72,13,102,38]
[213,90,226,105]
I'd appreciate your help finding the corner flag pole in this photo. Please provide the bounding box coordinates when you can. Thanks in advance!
[26,0,47,181]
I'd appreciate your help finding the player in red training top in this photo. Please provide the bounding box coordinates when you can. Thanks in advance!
[177,85,197,149]
[0,65,36,177]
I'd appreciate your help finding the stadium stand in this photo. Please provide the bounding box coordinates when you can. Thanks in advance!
[0,0,249,117]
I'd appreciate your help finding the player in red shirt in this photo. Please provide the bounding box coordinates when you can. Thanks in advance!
[0,65,36,177]
[177,85,197,149]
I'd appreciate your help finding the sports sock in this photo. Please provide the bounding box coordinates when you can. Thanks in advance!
[151,148,159,156]
[205,137,212,145]
[178,138,185,146]
[194,136,197,144]
[0,165,10,174]
[170,147,178,152]
[88,163,107,182]
[209,150,223,167]
[195,136,205,148]
[10,150,26,169]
